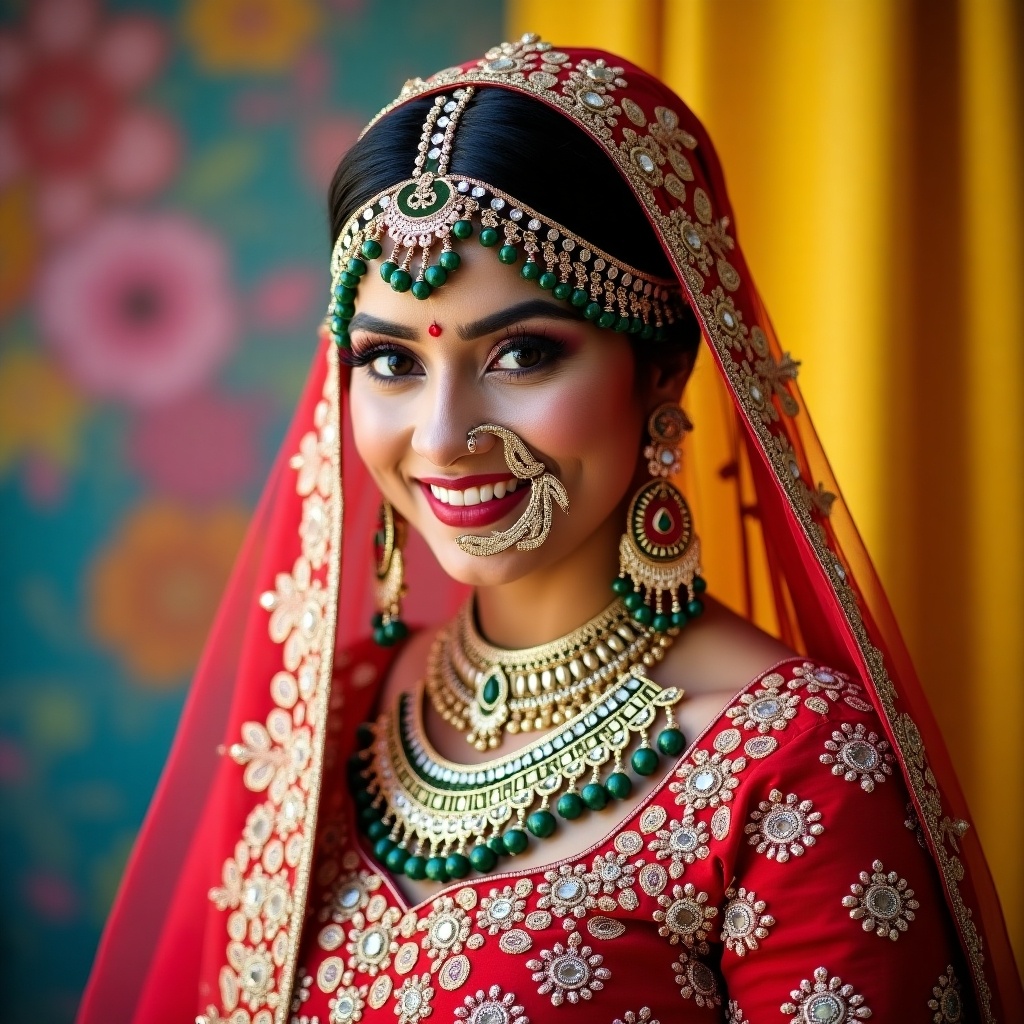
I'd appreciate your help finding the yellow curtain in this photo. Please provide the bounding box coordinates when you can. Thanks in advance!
[508,0,1024,968]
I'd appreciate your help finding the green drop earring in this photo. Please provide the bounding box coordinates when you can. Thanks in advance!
[612,403,707,632]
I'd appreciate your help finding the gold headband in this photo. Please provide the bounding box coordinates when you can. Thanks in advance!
[326,86,686,348]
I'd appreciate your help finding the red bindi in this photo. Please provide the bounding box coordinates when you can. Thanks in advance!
[428,322,443,337]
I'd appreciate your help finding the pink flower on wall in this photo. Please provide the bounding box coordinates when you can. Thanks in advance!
[0,0,179,237]
[39,212,238,406]
[127,390,269,503]
[248,266,322,332]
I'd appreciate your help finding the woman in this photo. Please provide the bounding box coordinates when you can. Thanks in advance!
[79,36,1021,1024]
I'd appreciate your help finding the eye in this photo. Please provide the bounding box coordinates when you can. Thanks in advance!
[371,351,417,377]
[493,345,543,370]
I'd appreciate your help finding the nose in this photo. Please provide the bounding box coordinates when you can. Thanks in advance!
[409,377,497,467]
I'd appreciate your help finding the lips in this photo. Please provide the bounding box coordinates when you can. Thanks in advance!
[418,474,530,529]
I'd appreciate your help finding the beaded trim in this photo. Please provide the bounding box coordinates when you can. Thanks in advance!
[326,87,686,348]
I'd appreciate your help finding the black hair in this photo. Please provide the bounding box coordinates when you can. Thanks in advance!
[328,89,701,358]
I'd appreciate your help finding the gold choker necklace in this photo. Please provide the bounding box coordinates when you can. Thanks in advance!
[425,597,674,749]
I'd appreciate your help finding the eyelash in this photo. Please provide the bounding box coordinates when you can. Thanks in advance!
[340,331,567,380]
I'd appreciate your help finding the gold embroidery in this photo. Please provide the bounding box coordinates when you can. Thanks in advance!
[928,965,965,1023]
[745,789,824,862]
[315,956,345,993]
[587,916,626,940]
[524,909,552,931]
[726,687,800,734]
[710,805,731,841]
[612,1009,658,1024]
[638,862,668,897]
[345,906,401,976]
[526,929,611,1005]
[536,863,599,919]
[743,735,778,759]
[613,830,643,856]
[327,982,366,1022]
[842,859,919,940]
[586,851,641,906]
[638,804,667,834]
[721,886,775,956]
[713,728,742,754]
[670,748,747,810]
[648,809,710,878]
[672,948,721,1008]
[653,882,717,952]
[477,884,527,934]
[437,953,471,991]
[498,929,532,955]
[392,973,433,1023]
[417,896,471,970]
[321,870,382,924]
[394,942,419,976]
[780,967,872,1022]
[726,999,750,1024]
[454,984,529,1024]
[820,722,894,792]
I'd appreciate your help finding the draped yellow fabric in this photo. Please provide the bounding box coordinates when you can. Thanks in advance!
[509,0,1024,969]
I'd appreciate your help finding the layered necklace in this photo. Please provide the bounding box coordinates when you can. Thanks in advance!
[350,598,688,884]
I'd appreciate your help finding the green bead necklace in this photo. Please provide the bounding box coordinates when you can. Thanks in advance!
[350,665,688,884]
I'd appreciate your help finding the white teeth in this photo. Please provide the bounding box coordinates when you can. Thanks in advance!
[428,478,520,506]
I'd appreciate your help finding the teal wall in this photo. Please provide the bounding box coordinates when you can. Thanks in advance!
[0,2,503,1020]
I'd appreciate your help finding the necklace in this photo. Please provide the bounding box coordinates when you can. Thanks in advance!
[426,597,673,750]
[351,602,689,883]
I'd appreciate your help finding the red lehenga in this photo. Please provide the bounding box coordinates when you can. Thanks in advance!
[78,36,1022,1024]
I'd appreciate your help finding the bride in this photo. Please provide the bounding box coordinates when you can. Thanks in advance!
[78,35,1021,1024]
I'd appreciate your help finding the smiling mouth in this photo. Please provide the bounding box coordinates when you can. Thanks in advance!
[419,474,530,528]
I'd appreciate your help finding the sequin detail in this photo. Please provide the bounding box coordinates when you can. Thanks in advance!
[721,886,775,955]
[842,859,919,940]
[820,722,894,792]
[745,789,824,861]
[780,967,872,1022]
[527,929,611,1005]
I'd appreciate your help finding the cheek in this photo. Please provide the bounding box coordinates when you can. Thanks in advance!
[349,380,406,484]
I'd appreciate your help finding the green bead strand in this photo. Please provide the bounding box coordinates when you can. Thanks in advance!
[614,315,631,332]
[361,239,383,260]
[423,265,447,288]
[597,310,616,329]
[570,288,589,308]
[606,772,633,799]
[552,282,572,300]
[521,261,541,281]
[583,302,603,321]
[693,575,708,593]
[425,857,448,882]
[631,746,659,776]
[389,269,412,293]
[657,727,686,756]
[386,846,409,873]
[526,810,556,838]
[581,782,608,811]
[469,844,497,873]
[538,271,558,290]
[611,577,631,596]
[686,598,705,618]
[439,249,461,270]
[652,613,672,633]
[452,219,473,239]
[366,819,390,842]
[339,271,360,289]
[404,855,427,880]
[556,792,584,819]
[410,280,431,300]
[631,605,654,626]
[379,261,398,283]
[486,835,505,858]
[347,257,367,276]
[445,853,470,879]
[498,244,519,264]
[502,828,528,855]
[479,227,499,247]
[373,837,395,861]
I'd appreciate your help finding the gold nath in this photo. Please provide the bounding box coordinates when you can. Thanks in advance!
[426,596,674,749]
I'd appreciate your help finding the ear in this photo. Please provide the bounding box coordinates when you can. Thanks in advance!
[638,346,697,409]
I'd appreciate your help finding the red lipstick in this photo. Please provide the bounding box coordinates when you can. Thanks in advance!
[418,476,530,529]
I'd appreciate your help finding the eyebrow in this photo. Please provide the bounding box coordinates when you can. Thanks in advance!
[346,299,583,343]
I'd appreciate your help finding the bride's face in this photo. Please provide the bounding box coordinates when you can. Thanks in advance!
[347,243,680,587]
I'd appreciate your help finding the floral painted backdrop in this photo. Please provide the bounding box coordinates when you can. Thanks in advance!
[0,2,502,1020]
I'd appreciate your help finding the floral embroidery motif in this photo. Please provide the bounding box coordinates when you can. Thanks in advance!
[928,965,964,1022]
[788,663,856,702]
[653,882,717,951]
[721,886,775,955]
[672,948,721,1008]
[725,1000,750,1024]
[536,863,599,919]
[648,809,710,878]
[820,723,894,792]
[417,896,471,969]
[585,851,641,908]
[726,687,800,733]
[476,884,527,934]
[780,967,872,1022]
[328,983,367,1023]
[392,973,434,1023]
[670,748,746,810]
[611,1009,658,1024]
[454,984,529,1024]
[527,929,611,1005]
[322,870,382,924]
[842,859,919,940]
[745,789,824,861]
[346,906,401,976]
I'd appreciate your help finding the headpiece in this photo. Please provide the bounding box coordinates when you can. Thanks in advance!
[326,86,687,347]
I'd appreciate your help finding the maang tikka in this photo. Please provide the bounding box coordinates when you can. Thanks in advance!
[455,424,569,556]
[371,499,409,647]
[612,403,706,631]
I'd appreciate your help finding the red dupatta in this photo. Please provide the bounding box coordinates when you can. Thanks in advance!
[77,36,1021,1024]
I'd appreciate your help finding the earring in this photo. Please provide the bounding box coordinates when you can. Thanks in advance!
[612,403,706,632]
[372,499,409,647]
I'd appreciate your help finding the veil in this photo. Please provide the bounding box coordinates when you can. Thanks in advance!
[78,36,1021,1024]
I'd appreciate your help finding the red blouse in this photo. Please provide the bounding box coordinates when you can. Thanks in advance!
[289,654,970,1024]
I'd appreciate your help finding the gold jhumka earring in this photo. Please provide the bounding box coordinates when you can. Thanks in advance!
[612,402,706,633]
[371,499,409,647]
[455,423,569,556]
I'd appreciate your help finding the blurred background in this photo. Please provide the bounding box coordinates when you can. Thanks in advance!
[0,0,1020,1020]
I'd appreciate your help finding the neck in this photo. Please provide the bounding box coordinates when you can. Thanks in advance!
[472,502,625,649]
